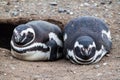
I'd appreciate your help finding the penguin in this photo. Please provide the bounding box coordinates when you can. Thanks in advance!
[63,16,112,64]
[10,20,63,61]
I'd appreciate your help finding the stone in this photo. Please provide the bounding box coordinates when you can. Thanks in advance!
[49,2,58,6]
[58,8,66,13]
[94,65,100,69]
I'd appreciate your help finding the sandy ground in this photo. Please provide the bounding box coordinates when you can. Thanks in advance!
[0,0,120,80]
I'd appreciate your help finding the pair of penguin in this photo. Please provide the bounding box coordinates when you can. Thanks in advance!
[11,16,112,64]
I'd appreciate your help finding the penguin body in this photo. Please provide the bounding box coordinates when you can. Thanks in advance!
[11,20,63,61]
[63,16,112,64]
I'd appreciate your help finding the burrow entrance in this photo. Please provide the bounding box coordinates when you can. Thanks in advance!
[0,17,64,50]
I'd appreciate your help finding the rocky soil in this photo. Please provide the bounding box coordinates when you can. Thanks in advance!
[0,0,120,80]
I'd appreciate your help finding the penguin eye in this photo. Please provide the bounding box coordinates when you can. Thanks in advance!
[74,47,80,53]
[28,32,34,37]
[81,48,84,52]
[89,48,92,51]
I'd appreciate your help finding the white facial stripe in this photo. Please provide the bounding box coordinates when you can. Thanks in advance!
[49,32,63,47]
[67,44,107,64]
[74,53,93,61]
[21,35,27,43]
[11,50,51,61]
[11,40,48,51]
[67,50,80,63]
[14,29,18,35]
[20,28,35,46]
[64,33,67,41]
[93,45,107,63]
[14,29,21,41]
[89,42,96,48]
[67,49,94,64]
[102,30,111,41]
[20,28,35,36]
[74,41,83,48]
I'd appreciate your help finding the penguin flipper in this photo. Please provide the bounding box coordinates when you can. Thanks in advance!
[102,33,112,52]
[46,39,59,61]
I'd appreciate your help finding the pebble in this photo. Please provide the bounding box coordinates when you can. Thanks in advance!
[96,73,102,76]
[80,4,84,7]
[94,65,100,69]
[118,13,120,15]
[2,50,5,53]
[100,2,106,5]
[10,56,13,59]
[10,65,16,70]
[14,5,19,8]
[103,62,108,66]
[49,2,58,6]
[5,8,10,12]
[94,3,98,7]
[4,73,7,76]
[58,8,73,15]
[116,68,120,72]
[58,8,66,13]
[11,66,16,70]
[11,11,19,16]
[26,12,30,14]
[66,10,73,15]
[84,2,90,6]
[105,54,110,57]
[0,1,8,5]
[19,9,23,12]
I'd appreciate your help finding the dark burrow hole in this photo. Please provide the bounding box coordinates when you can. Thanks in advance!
[0,18,64,50]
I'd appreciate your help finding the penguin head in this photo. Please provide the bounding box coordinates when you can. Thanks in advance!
[73,36,96,63]
[13,24,35,45]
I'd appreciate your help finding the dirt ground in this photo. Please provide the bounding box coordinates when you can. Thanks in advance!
[0,0,120,80]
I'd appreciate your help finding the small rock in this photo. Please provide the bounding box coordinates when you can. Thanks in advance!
[11,11,19,16]
[58,8,66,13]
[2,50,5,53]
[108,1,112,4]
[94,14,98,17]
[26,12,30,14]
[72,71,76,74]
[37,3,41,5]
[21,0,25,1]
[0,1,8,5]
[105,54,110,57]
[100,2,106,5]
[116,68,120,72]
[103,62,108,66]
[94,3,98,7]
[84,3,90,6]
[19,9,23,12]
[11,66,16,70]
[10,65,16,70]
[14,5,19,8]
[80,4,84,7]
[96,73,102,76]
[5,8,10,12]
[33,75,40,80]
[49,2,58,6]
[4,73,7,76]
[118,13,120,15]
[66,10,73,15]
[10,56,13,59]
[94,65,100,69]
[4,64,7,67]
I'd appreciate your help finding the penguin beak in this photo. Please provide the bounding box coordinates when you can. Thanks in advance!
[85,49,88,54]
[84,49,89,57]
[14,30,22,43]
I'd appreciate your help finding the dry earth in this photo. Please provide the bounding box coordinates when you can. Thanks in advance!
[0,0,120,80]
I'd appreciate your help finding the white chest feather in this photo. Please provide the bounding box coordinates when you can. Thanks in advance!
[11,49,51,61]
